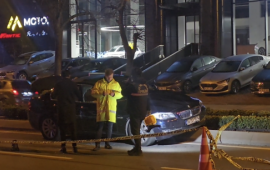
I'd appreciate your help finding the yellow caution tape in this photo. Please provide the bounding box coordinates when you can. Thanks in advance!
[0,127,199,144]
[205,115,270,170]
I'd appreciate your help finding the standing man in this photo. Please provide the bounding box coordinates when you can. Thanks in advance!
[52,70,81,153]
[122,67,150,156]
[91,68,123,151]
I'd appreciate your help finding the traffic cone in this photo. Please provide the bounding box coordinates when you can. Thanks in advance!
[198,127,213,170]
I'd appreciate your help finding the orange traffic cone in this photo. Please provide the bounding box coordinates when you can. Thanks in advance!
[198,127,213,170]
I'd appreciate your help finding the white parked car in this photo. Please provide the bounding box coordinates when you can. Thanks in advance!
[103,45,144,58]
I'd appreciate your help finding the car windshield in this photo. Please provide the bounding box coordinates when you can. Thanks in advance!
[166,61,193,73]
[212,61,241,72]
[12,81,31,89]
[108,46,118,52]
[49,61,70,70]
[11,53,32,65]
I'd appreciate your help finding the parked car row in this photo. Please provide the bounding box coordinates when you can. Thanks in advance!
[154,54,269,95]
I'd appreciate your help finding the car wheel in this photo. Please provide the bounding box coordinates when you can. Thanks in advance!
[40,117,59,140]
[183,80,192,94]
[17,72,28,80]
[258,47,266,55]
[126,119,156,146]
[231,80,240,94]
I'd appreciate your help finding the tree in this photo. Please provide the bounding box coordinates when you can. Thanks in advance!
[100,0,144,74]
[34,0,95,75]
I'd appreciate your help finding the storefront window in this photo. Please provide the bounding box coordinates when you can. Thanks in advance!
[70,0,145,59]
[233,0,268,56]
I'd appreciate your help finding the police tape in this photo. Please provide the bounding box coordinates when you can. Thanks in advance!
[205,115,270,170]
[0,127,200,145]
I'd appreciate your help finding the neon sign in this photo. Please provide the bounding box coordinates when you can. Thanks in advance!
[0,33,21,39]
[24,17,49,26]
[27,30,48,37]
[7,16,22,31]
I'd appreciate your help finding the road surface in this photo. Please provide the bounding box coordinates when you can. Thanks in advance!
[0,130,270,170]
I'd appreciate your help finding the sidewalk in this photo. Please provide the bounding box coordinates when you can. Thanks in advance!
[206,105,270,111]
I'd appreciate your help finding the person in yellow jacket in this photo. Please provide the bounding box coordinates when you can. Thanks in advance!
[91,68,123,151]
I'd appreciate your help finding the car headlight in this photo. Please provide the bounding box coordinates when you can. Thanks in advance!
[217,78,230,84]
[152,112,176,120]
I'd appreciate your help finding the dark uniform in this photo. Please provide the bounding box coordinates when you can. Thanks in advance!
[122,73,150,156]
[53,77,81,152]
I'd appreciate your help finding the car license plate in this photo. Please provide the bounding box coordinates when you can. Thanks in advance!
[185,116,200,125]
[259,89,269,92]
[204,87,213,90]
[158,87,166,90]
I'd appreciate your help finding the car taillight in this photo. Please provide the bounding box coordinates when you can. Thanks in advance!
[35,91,39,95]
[12,89,19,95]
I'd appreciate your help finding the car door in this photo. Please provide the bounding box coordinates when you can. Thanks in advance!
[238,58,252,86]
[27,54,44,76]
[75,84,97,134]
[190,58,204,86]
[40,53,55,70]
[248,56,262,77]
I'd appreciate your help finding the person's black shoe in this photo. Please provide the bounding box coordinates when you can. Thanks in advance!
[92,143,100,151]
[127,149,142,156]
[105,144,112,149]
[60,143,67,153]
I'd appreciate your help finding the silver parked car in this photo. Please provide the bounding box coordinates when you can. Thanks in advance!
[0,51,55,80]
[200,54,267,94]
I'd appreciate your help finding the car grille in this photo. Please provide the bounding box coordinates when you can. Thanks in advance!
[200,84,217,89]
[177,106,201,119]
[155,82,174,86]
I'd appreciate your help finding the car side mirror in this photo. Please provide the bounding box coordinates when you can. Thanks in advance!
[239,67,245,71]
[28,61,34,65]
[192,67,198,72]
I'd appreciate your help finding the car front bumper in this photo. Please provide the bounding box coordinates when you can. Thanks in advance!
[152,106,206,141]
[250,83,270,94]
[200,82,230,94]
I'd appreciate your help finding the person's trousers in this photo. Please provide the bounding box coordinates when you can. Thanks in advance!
[95,121,113,145]
[130,116,144,150]
[59,121,77,146]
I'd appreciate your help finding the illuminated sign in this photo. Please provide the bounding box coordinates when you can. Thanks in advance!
[24,17,49,26]
[27,30,48,37]
[7,16,22,31]
[0,33,21,39]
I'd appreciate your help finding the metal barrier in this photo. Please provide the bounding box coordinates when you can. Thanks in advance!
[142,43,198,83]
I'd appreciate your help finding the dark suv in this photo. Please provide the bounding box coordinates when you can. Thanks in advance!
[0,77,33,106]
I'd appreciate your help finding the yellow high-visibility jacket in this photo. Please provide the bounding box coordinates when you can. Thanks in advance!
[91,78,123,123]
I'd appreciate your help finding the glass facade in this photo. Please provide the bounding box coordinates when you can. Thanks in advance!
[70,0,145,59]
[233,0,269,56]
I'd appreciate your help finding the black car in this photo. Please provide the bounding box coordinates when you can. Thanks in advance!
[250,61,270,94]
[0,77,33,106]
[33,57,92,80]
[154,55,220,93]
[71,57,127,79]
[28,75,205,146]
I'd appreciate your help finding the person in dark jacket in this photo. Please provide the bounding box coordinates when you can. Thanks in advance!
[52,70,81,153]
[122,67,150,156]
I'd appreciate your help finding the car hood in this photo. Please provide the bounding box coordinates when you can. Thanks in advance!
[200,72,236,82]
[155,72,186,85]
[252,69,270,82]
[0,65,25,73]
[149,91,200,112]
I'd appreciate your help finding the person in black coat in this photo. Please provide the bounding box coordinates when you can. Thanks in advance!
[52,70,81,153]
[122,67,150,156]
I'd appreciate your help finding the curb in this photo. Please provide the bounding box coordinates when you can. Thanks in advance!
[190,130,270,147]
[0,119,37,132]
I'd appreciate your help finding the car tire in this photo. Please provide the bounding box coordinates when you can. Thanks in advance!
[40,117,60,140]
[258,47,266,55]
[17,71,28,80]
[231,80,240,94]
[182,80,192,94]
[126,119,156,146]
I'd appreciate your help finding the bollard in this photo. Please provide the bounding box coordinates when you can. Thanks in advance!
[11,140,19,151]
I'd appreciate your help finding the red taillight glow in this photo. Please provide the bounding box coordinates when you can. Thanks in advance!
[35,91,39,95]
[12,90,19,95]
